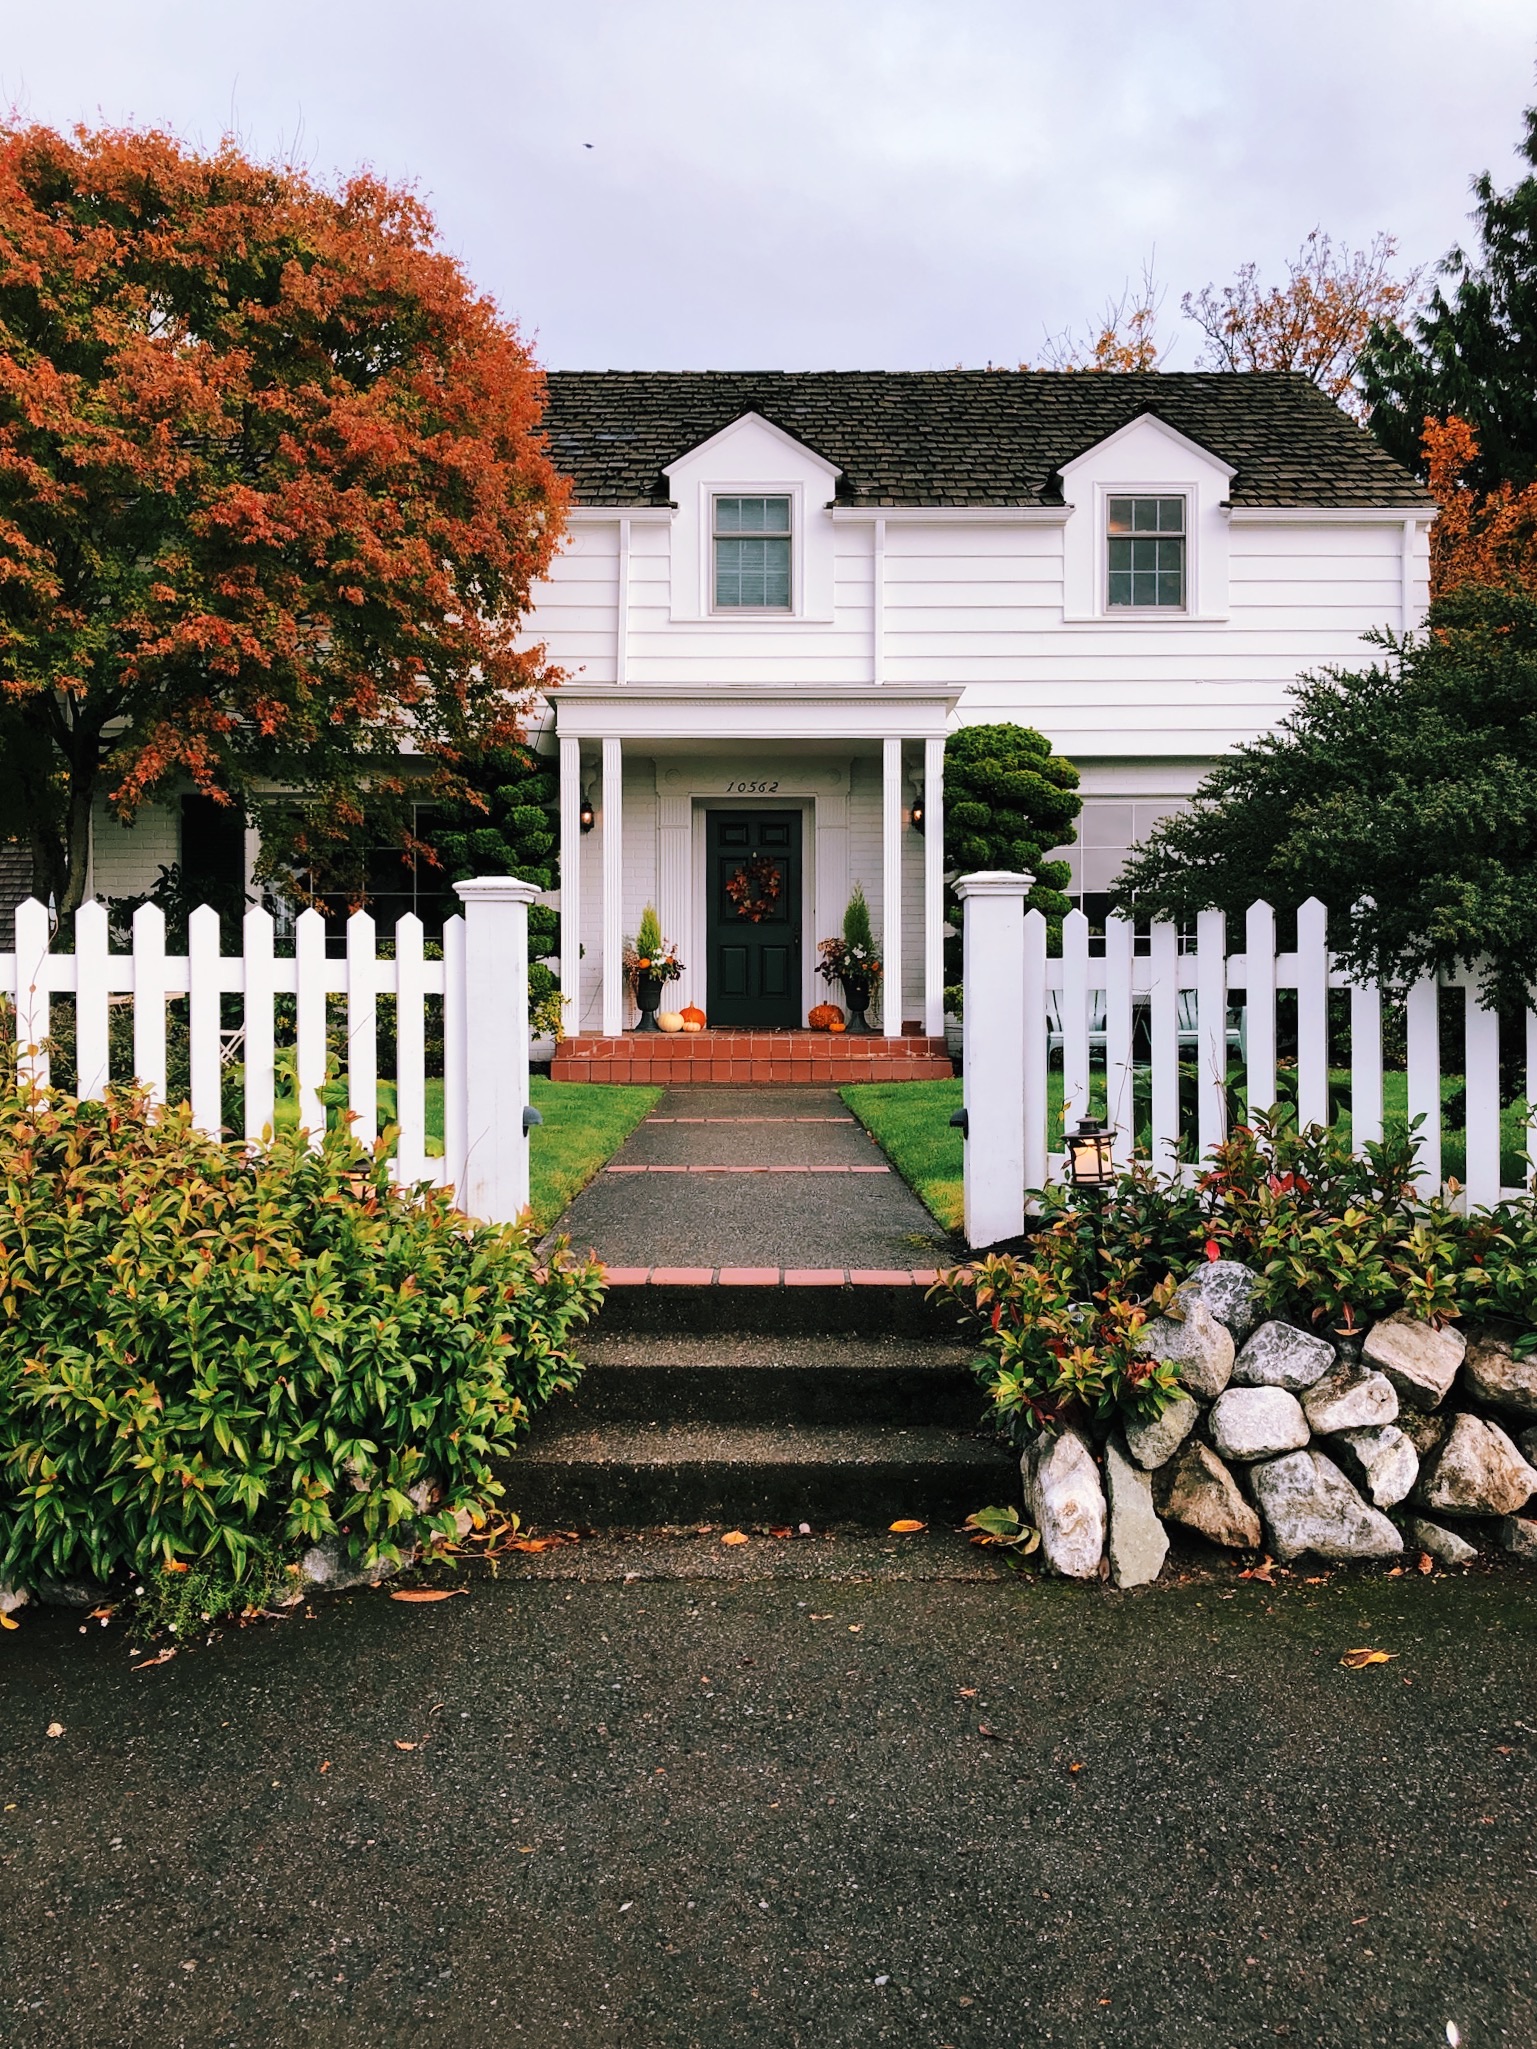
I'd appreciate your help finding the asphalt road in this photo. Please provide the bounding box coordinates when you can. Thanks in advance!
[5,1562,1537,2049]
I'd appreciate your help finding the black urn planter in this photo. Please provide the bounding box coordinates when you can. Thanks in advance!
[841,973,873,1035]
[634,973,665,1031]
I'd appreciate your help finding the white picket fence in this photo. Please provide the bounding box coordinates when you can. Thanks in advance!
[0,878,540,1225]
[957,872,1537,1249]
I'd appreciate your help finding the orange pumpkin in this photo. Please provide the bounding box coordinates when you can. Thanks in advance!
[807,1002,845,1032]
[827,1017,846,1032]
[680,1003,706,1029]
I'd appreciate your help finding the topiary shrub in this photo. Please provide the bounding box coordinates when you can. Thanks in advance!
[943,723,1081,1007]
[0,1087,604,1590]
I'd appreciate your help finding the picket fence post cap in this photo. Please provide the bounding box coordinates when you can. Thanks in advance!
[953,870,1035,901]
[453,877,542,907]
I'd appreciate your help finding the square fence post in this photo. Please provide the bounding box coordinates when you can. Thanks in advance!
[955,870,1033,1250]
[453,878,538,1224]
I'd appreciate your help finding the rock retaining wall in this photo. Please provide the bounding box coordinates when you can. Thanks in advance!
[1029,1260,1537,1586]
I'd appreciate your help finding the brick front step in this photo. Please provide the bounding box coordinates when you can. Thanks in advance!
[550,1030,954,1084]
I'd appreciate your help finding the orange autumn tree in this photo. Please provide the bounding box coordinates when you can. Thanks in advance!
[1423,413,1537,601]
[0,124,567,917]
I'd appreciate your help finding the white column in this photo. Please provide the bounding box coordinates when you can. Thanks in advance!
[657,789,691,1012]
[922,734,945,1038]
[882,734,903,1037]
[602,733,625,1037]
[453,876,539,1224]
[559,732,582,1026]
[956,871,1033,1249]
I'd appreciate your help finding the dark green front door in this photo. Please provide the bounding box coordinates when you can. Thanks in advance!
[707,811,801,1027]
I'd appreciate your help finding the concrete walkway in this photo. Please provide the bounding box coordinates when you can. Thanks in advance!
[550,1085,957,1273]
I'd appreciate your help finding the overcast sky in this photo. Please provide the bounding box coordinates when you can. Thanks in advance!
[2,1,1533,372]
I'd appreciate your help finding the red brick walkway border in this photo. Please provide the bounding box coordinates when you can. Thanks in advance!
[600,1266,943,1286]
[551,1029,953,1085]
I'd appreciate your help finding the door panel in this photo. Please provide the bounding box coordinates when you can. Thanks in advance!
[706,810,802,1028]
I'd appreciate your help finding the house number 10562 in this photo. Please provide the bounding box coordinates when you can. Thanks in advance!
[725,779,779,794]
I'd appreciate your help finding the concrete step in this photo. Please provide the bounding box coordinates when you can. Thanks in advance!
[593,1279,956,1338]
[501,1418,1017,1529]
[572,1332,983,1428]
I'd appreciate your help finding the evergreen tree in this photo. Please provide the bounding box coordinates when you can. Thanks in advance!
[1112,584,1537,1010]
[1361,104,1537,493]
[943,723,1081,999]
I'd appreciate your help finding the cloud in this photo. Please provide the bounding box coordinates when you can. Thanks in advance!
[2,0,1533,368]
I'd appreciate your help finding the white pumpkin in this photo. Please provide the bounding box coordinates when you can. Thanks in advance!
[656,1010,685,1034]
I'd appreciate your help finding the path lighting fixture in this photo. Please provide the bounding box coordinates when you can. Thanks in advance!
[1066,1116,1116,1191]
[579,789,596,834]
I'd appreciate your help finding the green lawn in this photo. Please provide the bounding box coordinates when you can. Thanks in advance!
[277,1074,660,1233]
[845,1069,1537,1234]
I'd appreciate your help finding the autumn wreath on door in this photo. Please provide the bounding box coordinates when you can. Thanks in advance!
[725,852,783,923]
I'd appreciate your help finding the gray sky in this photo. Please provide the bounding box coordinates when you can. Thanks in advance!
[3,0,1533,372]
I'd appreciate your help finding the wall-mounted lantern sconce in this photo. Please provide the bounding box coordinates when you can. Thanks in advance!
[909,784,925,835]
[1065,1115,1116,1191]
[579,789,596,834]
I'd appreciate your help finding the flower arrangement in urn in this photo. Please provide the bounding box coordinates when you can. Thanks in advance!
[816,886,882,1034]
[624,905,684,1032]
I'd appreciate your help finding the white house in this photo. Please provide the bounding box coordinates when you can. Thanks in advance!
[529,370,1431,1064]
[49,369,1433,1076]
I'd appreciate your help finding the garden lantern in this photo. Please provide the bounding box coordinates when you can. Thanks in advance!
[579,789,596,833]
[1066,1116,1116,1191]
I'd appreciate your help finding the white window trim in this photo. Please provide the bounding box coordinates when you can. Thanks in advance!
[1101,487,1190,617]
[708,489,797,617]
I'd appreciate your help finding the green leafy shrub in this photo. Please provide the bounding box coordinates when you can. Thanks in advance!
[0,1086,604,1589]
[937,1109,1537,1442]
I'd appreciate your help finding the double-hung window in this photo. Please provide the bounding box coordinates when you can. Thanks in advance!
[713,495,792,610]
[1106,495,1185,610]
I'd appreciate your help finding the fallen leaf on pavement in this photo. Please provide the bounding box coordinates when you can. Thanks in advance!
[1238,1557,1277,1583]
[1340,1647,1397,1668]
[1419,1553,1435,1574]
[319,1760,331,1773]
[889,1519,926,1533]
[132,1650,176,1671]
[46,1721,64,1737]
[0,1613,18,1632]
[389,1589,466,1603]
[977,1724,1002,1740]
[769,1527,793,1539]
[958,1687,977,1698]
[393,1740,418,1751]
[721,1531,749,1546]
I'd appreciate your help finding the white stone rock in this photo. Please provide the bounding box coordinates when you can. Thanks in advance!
[1137,1300,1235,1400]
[298,1537,416,1593]
[1232,1320,1336,1392]
[0,1583,30,1617]
[1104,1438,1169,1589]
[1153,1441,1262,1549]
[1499,1515,1537,1561]
[1207,1385,1311,1462]
[1407,1516,1479,1566]
[1248,1450,1404,1563]
[1414,1413,1537,1518]
[1302,1361,1399,1436]
[1363,1311,1465,1411]
[1019,1426,1106,1580]
[1172,1260,1264,1344]
[1122,1392,1201,1471]
[1462,1331,1537,1420]
[1330,1425,1419,1509]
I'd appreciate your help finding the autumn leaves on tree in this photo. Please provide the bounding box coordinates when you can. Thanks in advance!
[0,124,567,915]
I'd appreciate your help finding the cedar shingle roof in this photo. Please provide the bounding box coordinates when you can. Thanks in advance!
[540,370,1431,510]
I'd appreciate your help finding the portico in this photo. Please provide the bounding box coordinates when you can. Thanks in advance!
[551,683,956,1044]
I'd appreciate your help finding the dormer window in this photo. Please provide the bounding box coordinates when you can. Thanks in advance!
[1107,495,1185,609]
[713,495,791,610]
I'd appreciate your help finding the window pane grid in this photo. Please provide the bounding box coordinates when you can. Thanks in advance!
[714,495,792,608]
[1106,496,1185,608]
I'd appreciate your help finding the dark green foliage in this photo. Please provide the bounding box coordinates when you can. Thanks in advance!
[1361,102,1537,492]
[419,743,562,1034]
[0,1086,604,1588]
[843,884,876,956]
[943,724,1081,993]
[1112,584,1537,1009]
